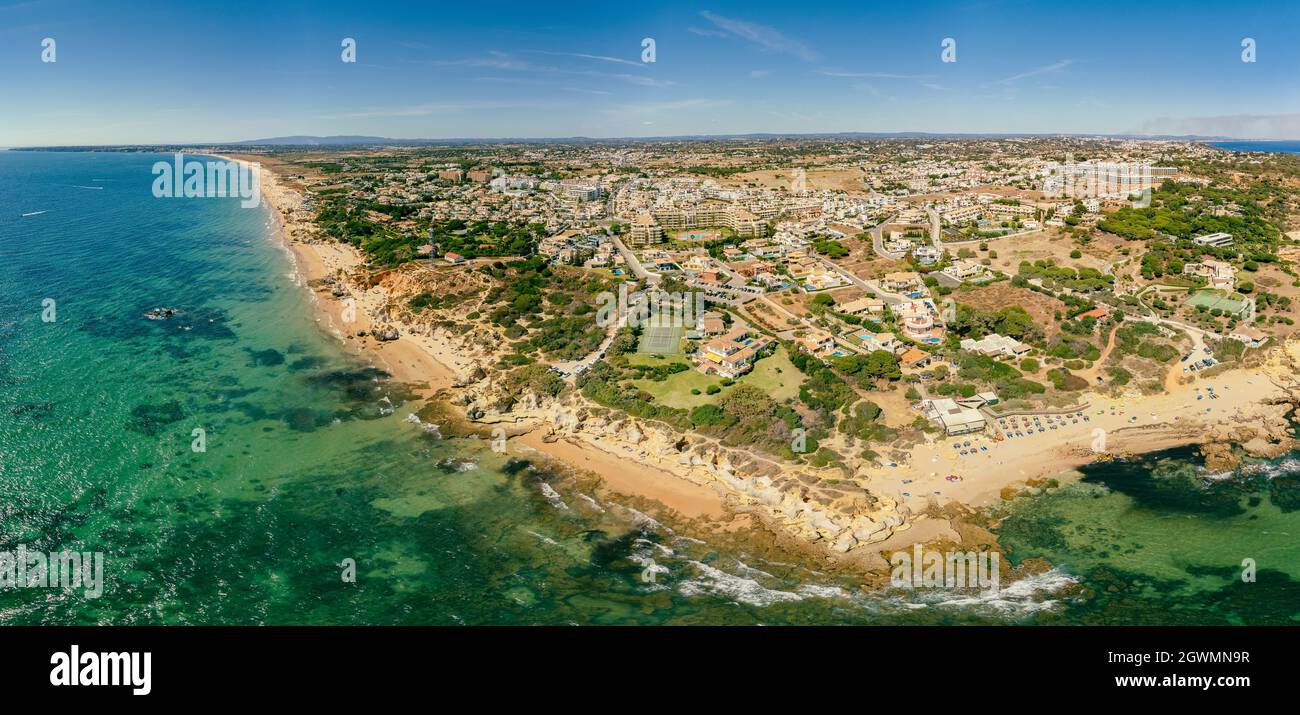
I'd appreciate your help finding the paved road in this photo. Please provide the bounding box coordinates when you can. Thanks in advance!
[554,306,631,381]
[1131,313,1211,351]
[610,236,659,284]
[808,253,907,306]
[925,207,942,249]
[822,258,910,307]
[869,219,907,260]
[933,271,962,289]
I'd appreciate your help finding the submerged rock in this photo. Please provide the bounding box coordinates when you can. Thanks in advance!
[143,307,178,320]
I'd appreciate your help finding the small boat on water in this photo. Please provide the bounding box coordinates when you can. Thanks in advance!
[143,307,178,320]
[20,211,47,217]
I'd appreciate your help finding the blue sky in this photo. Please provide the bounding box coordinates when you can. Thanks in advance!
[2,0,1299,145]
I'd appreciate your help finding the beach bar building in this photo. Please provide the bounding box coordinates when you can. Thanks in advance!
[929,398,987,436]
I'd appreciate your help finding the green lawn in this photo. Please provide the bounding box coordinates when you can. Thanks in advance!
[627,346,801,410]
[741,345,800,402]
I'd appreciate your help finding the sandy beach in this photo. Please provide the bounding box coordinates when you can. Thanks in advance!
[862,352,1299,511]
[515,430,727,519]
[220,153,456,394]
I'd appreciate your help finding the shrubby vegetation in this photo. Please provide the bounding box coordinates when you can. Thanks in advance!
[1098,181,1282,246]
[1114,322,1180,362]
[831,350,902,385]
[956,352,1047,399]
[481,257,613,359]
[811,238,850,258]
[1016,260,1113,293]
[949,304,1038,341]
[314,204,545,267]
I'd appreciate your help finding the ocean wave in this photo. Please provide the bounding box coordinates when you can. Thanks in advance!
[538,482,569,510]
[1238,457,1300,480]
[525,530,558,546]
[677,560,806,607]
[633,537,674,557]
[673,556,1075,616]
[733,560,776,580]
[674,559,855,608]
[437,457,477,473]
[795,583,853,599]
[1199,457,1300,483]
[898,567,1079,617]
[615,504,665,532]
[403,412,442,438]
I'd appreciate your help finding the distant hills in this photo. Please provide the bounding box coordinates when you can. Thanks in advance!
[12,131,1254,151]
[229,135,398,146]
[227,131,1240,147]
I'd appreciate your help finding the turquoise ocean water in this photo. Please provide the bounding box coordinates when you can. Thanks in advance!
[1,151,1298,624]
[1209,140,1300,154]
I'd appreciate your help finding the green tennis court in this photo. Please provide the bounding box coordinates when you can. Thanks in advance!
[636,325,683,354]
[1185,290,1250,317]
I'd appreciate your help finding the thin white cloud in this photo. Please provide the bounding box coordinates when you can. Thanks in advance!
[995,59,1074,85]
[432,52,673,87]
[688,26,730,39]
[530,50,644,68]
[699,10,818,62]
[824,69,943,93]
[820,70,932,80]
[433,51,537,72]
[608,73,674,87]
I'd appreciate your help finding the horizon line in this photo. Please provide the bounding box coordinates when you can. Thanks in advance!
[6,131,1299,151]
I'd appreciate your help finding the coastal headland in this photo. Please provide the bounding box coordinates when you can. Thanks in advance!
[223,149,1300,579]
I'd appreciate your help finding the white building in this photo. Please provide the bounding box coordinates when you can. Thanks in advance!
[1192,232,1234,247]
[914,245,943,265]
[961,333,1031,358]
[930,398,987,436]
